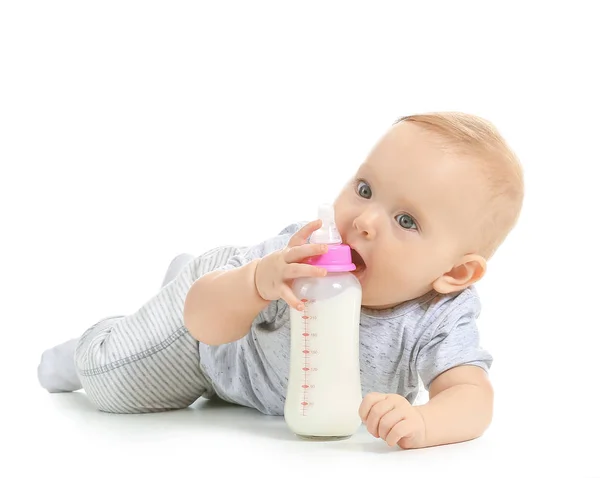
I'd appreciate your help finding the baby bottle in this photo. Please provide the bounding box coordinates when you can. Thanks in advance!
[284,204,363,440]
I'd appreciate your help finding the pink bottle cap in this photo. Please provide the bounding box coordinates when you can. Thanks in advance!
[306,244,356,272]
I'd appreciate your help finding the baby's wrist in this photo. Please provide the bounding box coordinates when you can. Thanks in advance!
[413,404,430,446]
[252,258,269,302]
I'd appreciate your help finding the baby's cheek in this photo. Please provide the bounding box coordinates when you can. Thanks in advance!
[381,270,409,296]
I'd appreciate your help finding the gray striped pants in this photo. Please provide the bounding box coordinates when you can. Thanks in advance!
[38,248,238,413]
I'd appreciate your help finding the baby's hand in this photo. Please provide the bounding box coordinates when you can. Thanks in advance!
[359,392,427,449]
[254,220,328,311]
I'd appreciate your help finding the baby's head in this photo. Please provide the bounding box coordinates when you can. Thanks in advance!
[333,112,524,309]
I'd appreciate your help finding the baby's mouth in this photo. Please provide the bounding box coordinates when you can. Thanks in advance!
[351,248,367,273]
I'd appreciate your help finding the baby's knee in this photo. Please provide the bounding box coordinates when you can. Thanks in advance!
[73,315,123,371]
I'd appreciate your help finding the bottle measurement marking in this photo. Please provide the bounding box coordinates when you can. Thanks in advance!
[300,298,316,415]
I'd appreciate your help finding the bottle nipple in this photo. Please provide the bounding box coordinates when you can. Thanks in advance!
[310,204,342,245]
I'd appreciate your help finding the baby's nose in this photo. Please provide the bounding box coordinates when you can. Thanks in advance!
[353,208,381,239]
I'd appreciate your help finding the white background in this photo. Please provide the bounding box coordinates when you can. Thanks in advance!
[1,1,599,477]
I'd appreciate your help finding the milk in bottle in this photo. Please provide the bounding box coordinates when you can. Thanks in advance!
[284,204,363,439]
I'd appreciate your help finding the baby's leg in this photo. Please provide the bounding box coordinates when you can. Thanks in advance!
[38,253,216,413]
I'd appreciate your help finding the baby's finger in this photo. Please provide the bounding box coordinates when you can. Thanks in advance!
[283,263,327,281]
[386,418,413,447]
[366,399,396,438]
[378,408,405,443]
[288,220,322,248]
[358,392,387,422]
[284,243,328,264]
[280,285,305,311]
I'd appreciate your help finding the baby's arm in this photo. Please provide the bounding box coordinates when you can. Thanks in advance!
[417,365,493,447]
[359,365,492,449]
[183,220,326,346]
[183,258,268,345]
[360,293,493,449]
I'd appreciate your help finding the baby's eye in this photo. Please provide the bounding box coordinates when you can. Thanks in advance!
[396,214,417,230]
[356,180,372,199]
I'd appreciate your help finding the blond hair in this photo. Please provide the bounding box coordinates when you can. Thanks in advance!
[394,112,524,259]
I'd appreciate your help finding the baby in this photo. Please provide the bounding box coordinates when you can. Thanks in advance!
[38,112,524,450]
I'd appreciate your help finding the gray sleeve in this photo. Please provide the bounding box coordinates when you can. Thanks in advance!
[215,222,304,326]
[218,222,304,269]
[416,296,493,390]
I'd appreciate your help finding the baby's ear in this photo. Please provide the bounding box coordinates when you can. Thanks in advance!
[432,254,486,294]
